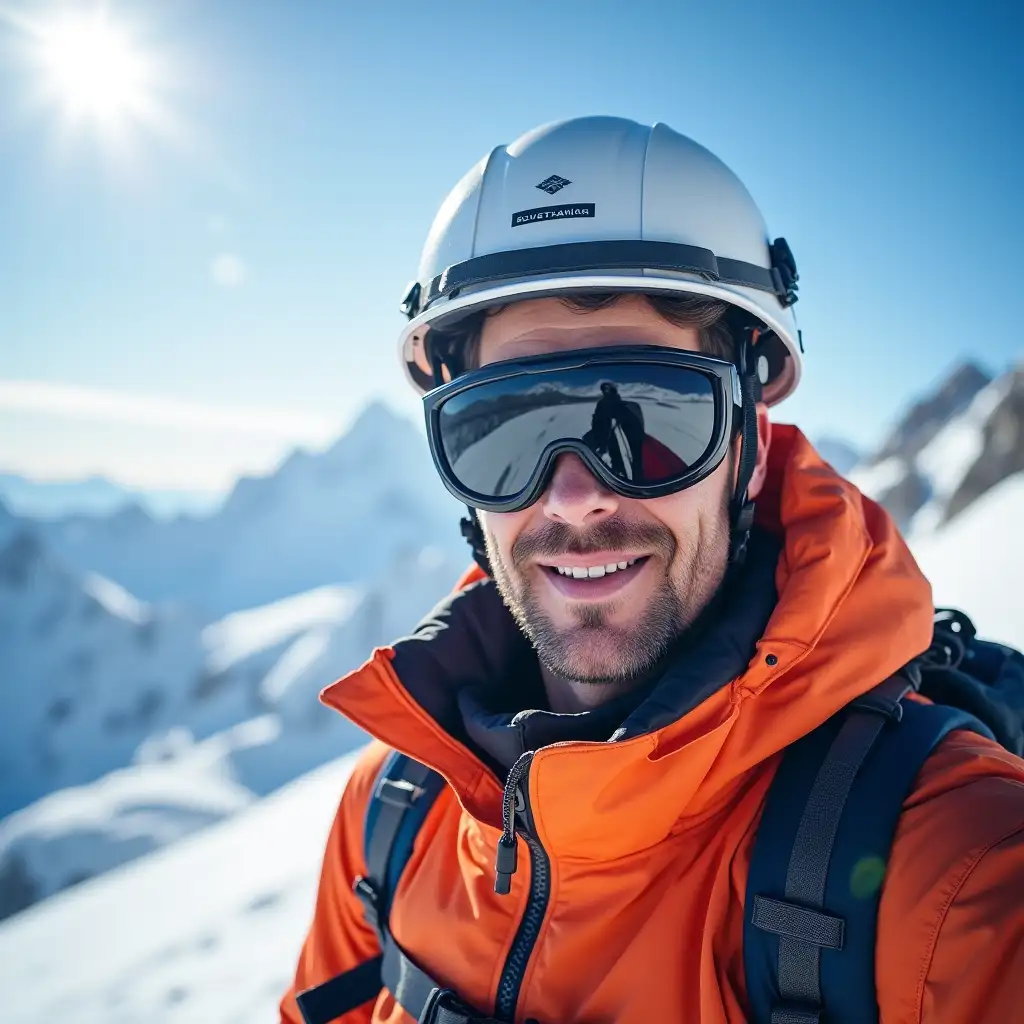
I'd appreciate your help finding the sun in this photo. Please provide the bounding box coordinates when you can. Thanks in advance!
[9,3,163,136]
[5,5,184,166]
[36,11,151,124]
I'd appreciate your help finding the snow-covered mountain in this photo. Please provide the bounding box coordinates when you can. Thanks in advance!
[849,361,1022,534]
[0,399,472,921]
[25,402,464,618]
[0,529,460,920]
[0,497,20,550]
[0,531,208,819]
[813,437,861,476]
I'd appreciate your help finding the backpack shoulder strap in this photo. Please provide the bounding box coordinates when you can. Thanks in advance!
[295,751,447,1024]
[744,675,992,1024]
[361,750,447,933]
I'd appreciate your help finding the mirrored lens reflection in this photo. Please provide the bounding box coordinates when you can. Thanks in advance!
[438,365,716,498]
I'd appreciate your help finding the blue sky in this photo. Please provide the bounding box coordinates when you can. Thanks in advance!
[1,0,1021,495]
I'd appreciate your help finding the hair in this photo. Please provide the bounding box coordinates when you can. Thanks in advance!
[432,292,737,378]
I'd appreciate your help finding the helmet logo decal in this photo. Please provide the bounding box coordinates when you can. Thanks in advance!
[512,203,595,228]
[535,174,572,194]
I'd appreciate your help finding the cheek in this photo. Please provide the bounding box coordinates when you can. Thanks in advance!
[644,471,730,538]
[478,509,530,558]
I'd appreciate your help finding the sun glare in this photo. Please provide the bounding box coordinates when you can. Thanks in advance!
[35,11,153,127]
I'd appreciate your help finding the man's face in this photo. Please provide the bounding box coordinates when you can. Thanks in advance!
[476,294,765,686]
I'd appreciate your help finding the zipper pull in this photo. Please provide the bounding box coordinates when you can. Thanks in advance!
[494,834,518,895]
[493,751,533,896]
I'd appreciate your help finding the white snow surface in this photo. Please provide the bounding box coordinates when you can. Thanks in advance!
[847,456,906,501]
[203,585,363,675]
[0,750,362,1024]
[2,459,1019,1020]
[0,742,256,909]
[910,473,1024,649]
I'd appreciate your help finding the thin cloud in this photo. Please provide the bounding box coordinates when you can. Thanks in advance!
[211,252,246,287]
[0,379,337,442]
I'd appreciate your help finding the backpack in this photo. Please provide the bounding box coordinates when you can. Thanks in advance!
[295,609,1024,1024]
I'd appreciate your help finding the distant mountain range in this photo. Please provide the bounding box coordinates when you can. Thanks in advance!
[0,402,465,619]
[0,473,220,521]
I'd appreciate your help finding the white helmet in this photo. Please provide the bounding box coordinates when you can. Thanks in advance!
[398,116,802,406]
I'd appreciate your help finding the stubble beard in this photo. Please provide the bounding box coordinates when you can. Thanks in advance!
[486,492,732,686]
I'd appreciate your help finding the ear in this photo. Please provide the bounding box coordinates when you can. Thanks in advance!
[741,402,772,501]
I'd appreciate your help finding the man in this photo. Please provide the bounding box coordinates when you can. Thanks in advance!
[282,117,1024,1023]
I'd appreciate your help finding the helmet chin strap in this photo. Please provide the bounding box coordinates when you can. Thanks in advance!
[457,331,765,577]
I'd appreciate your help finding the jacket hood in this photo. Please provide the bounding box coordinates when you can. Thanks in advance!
[320,425,934,858]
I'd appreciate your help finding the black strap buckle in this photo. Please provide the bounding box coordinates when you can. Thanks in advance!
[849,671,917,723]
[353,876,381,931]
[769,237,799,307]
[849,690,905,723]
[419,986,485,1024]
[378,777,426,809]
[400,280,422,320]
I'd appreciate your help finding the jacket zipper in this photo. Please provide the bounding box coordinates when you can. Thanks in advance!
[493,751,550,1021]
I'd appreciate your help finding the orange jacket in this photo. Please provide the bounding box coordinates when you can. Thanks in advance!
[281,426,1024,1024]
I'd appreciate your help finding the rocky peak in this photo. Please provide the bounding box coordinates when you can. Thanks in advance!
[875,360,992,464]
[945,365,1024,522]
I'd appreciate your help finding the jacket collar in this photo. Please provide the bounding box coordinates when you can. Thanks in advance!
[402,527,780,775]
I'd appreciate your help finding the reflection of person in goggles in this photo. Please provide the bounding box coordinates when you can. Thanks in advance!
[587,382,645,481]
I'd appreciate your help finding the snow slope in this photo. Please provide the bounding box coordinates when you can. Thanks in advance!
[0,750,361,1024]
[910,473,1024,649]
[0,542,459,918]
[0,736,257,919]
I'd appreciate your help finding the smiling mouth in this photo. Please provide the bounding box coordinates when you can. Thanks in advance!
[537,554,651,597]
[548,557,643,579]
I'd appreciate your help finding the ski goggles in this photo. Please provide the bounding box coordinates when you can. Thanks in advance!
[424,346,743,513]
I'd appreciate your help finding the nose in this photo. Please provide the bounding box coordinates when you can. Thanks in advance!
[540,453,620,528]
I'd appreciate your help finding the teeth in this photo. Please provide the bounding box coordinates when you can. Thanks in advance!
[555,557,640,577]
